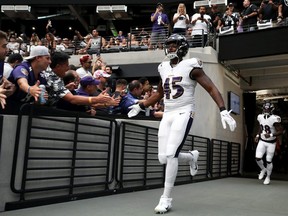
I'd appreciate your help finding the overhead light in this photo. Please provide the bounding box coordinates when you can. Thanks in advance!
[193,0,227,9]
[1,5,31,12]
[209,0,227,7]
[1,5,15,12]
[37,13,69,19]
[111,5,127,12]
[96,6,112,13]
[15,5,31,12]
[96,5,127,13]
[263,95,288,100]
[193,0,210,9]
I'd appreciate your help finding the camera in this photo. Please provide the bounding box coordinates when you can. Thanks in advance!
[179,16,184,20]
[200,14,204,22]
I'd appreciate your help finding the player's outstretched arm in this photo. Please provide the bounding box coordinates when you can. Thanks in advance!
[128,81,164,118]
[192,68,236,131]
[220,109,236,131]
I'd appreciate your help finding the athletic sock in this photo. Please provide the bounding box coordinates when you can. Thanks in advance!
[163,157,178,198]
[178,152,193,163]
[266,162,273,176]
[256,159,265,170]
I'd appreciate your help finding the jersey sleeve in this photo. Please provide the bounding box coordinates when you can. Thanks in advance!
[251,4,258,13]
[188,58,203,69]
[11,65,29,82]
[158,62,167,73]
[257,114,261,122]
[274,115,281,123]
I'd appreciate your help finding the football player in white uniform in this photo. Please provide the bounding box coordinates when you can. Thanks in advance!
[254,102,282,185]
[128,34,236,214]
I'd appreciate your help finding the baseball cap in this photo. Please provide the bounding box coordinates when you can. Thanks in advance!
[228,3,234,6]
[94,70,111,79]
[80,76,100,87]
[25,46,50,60]
[157,2,163,7]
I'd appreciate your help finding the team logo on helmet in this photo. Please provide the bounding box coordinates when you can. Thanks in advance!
[262,102,274,115]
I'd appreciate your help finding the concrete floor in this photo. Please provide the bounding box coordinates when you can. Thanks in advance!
[1,177,288,216]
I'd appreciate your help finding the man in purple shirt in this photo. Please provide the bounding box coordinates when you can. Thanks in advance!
[149,2,169,50]
[76,76,100,96]
[76,76,100,115]
[76,76,114,115]
[7,46,50,113]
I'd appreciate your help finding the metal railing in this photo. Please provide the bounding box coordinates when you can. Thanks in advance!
[8,104,117,209]
[218,18,288,36]
[210,139,241,178]
[6,104,241,210]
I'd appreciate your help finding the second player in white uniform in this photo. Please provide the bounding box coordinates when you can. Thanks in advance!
[255,102,282,185]
[128,34,236,214]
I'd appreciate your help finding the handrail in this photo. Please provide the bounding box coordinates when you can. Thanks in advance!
[10,104,117,199]
[6,103,241,210]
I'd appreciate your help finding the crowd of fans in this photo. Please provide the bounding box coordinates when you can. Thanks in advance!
[2,0,288,56]
[0,29,164,118]
[0,0,287,117]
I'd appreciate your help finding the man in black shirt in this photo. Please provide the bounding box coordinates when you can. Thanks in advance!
[278,0,288,24]
[241,0,258,31]
[258,0,279,22]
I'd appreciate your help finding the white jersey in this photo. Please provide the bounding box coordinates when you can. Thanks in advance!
[257,114,281,142]
[158,58,203,112]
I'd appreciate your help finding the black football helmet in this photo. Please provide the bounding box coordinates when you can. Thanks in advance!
[262,102,274,115]
[164,34,189,59]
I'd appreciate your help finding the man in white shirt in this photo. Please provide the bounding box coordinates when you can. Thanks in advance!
[190,6,211,47]
[76,54,93,78]
[4,53,23,78]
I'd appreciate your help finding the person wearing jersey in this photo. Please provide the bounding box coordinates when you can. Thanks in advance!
[127,34,236,214]
[254,102,283,185]
[7,46,51,113]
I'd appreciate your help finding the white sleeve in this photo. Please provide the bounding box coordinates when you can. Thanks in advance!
[188,58,203,69]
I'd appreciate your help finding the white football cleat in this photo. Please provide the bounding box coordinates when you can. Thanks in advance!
[189,150,199,176]
[258,168,266,180]
[263,176,270,185]
[154,195,172,214]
